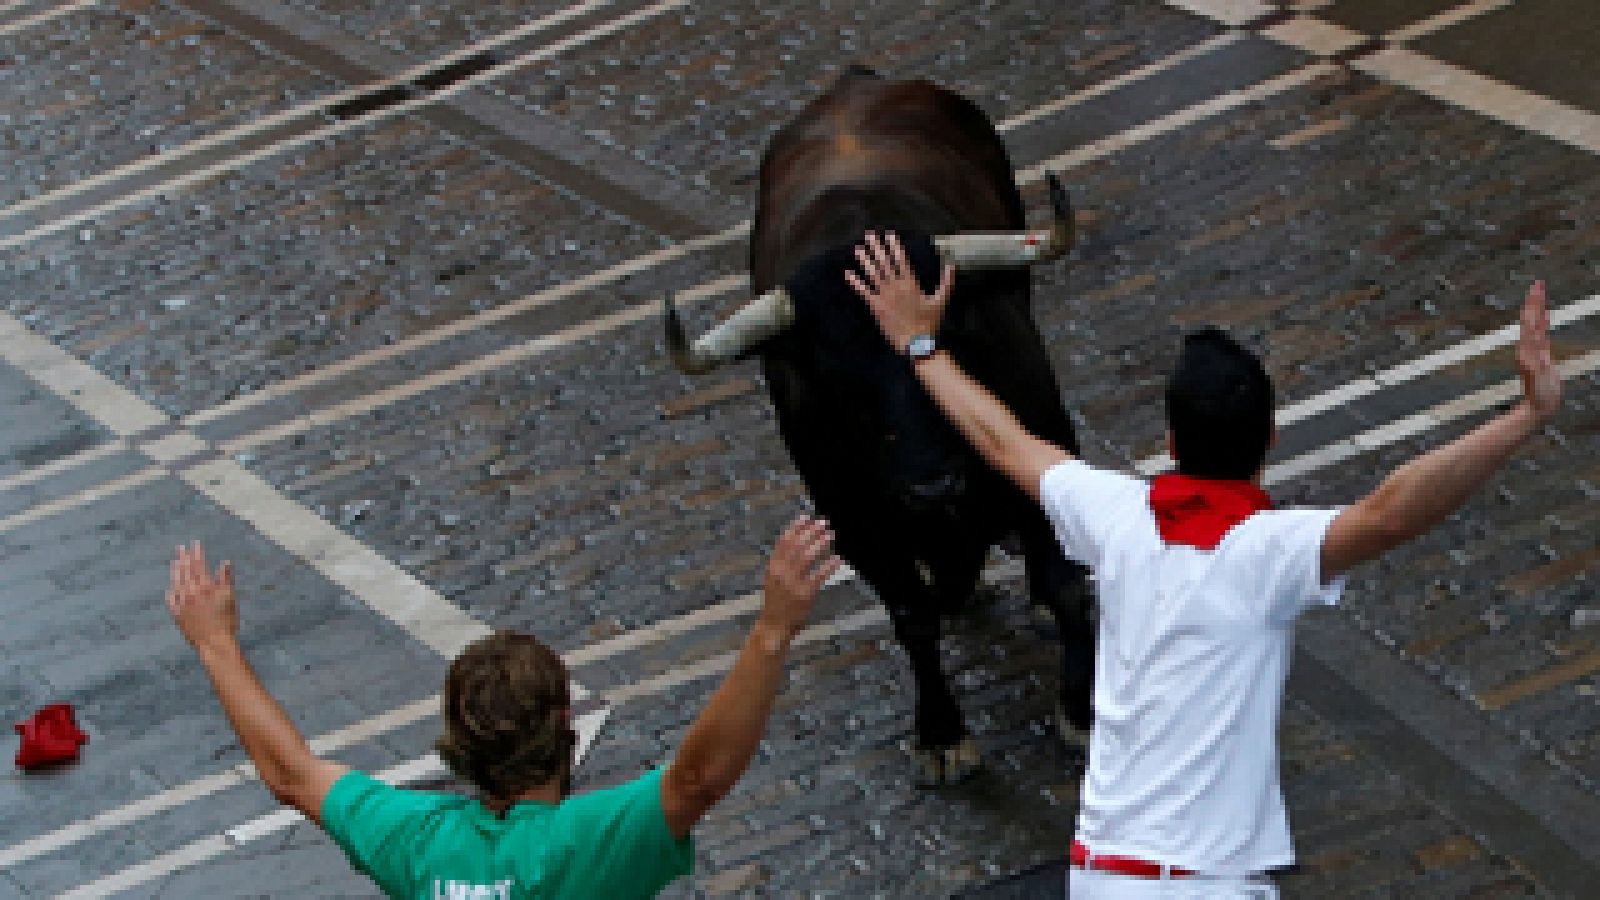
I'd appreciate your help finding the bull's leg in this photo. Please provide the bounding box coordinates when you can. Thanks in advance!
[1020,522,1096,749]
[850,554,979,786]
[926,539,988,616]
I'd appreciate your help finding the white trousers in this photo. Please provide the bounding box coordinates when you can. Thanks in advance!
[1069,866,1279,898]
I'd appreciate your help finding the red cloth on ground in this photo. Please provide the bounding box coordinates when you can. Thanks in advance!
[14,703,89,769]
[1148,473,1273,550]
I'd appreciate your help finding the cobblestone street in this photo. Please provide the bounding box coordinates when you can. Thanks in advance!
[1,0,1597,896]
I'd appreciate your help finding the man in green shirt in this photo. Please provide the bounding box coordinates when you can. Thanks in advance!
[166,516,841,898]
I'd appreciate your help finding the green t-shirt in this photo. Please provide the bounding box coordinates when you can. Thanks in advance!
[321,767,694,899]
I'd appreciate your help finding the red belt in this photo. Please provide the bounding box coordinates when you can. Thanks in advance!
[1071,840,1195,879]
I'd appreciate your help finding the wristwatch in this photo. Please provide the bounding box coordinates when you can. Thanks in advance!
[904,334,938,362]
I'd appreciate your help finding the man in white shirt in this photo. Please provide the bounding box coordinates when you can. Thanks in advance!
[845,231,1565,897]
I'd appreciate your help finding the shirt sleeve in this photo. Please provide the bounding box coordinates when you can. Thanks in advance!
[1038,459,1148,569]
[1250,507,1346,626]
[558,767,694,897]
[320,770,440,897]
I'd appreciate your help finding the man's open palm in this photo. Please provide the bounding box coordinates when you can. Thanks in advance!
[167,542,239,652]
[1519,280,1562,421]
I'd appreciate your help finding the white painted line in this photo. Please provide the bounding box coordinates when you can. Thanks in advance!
[1019,63,1340,185]
[1262,15,1364,57]
[1162,0,1275,28]
[0,0,620,226]
[1137,294,1600,476]
[138,431,209,465]
[1265,348,1600,487]
[1278,377,1382,424]
[1385,0,1515,45]
[0,0,693,253]
[997,32,1243,133]
[0,316,167,436]
[220,273,749,455]
[0,439,122,495]
[1355,47,1600,157]
[0,465,164,534]
[178,457,487,657]
[0,0,92,37]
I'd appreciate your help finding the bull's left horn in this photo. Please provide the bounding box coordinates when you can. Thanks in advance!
[934,172,1075,269]
[665,288,795,374]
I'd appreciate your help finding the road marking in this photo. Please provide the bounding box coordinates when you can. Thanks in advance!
[186,226,749,428]
[1385,0,1515,44]
[1356,47,1600,157]
[997,31,1244,133]
[0,0,692,253]
[1163,0,1600,158]
[0,312,485,655]
[0,439,122,495]
[0,0,93,37]
[0,466,164,534]
[218,273,749,455]
[1021,62,1337,184]
[0,0,620,227]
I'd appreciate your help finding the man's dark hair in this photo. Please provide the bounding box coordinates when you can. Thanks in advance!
[1165,328,1274,480]
[437,631,574,809]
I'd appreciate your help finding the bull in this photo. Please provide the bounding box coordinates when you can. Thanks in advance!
[664,68,1094,784]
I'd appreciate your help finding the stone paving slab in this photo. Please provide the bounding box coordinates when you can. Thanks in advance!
[486,0,1219,206]
[0,0,337,210]
[0,114,664,417]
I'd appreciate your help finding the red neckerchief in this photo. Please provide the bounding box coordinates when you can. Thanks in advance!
[1148,474,1273,550]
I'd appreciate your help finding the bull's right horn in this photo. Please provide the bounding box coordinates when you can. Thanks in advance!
[665,288,795,374]
[933,171,1075,269]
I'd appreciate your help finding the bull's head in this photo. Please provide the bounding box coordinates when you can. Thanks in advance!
[663,174,1073,515]
[664,173,1074,374]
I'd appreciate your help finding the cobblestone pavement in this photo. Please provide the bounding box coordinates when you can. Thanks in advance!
[1,0,1597,896]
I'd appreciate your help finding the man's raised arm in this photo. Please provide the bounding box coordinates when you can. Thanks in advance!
[659,516,841,839]
[1321,281,1564,580]
[167,543,348,824]
[847,232,1071,501]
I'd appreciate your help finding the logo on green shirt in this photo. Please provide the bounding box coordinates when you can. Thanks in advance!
[432,880,513,900]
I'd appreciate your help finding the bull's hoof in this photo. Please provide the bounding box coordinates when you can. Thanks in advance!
[1055,701,1090,750]
[913,736,981,787]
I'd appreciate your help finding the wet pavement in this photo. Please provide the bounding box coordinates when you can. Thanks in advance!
[0,0,1597,896]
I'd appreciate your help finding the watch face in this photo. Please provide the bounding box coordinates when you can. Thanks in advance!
[907,335,936,360]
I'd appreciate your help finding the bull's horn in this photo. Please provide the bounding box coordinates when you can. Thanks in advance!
[665,287,795,374]
[933,171,1074,269]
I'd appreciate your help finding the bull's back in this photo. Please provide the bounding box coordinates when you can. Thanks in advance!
[751,74,1024,290]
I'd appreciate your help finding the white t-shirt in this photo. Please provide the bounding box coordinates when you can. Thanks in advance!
[1040,460,1345,875]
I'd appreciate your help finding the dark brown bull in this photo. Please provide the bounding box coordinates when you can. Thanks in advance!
[665,68,1094,783]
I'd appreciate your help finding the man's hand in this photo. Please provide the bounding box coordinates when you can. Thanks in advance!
[1518,280,1562,422]
[167,542,239,655]
[757,515,842,641]
[846,231,955,352]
